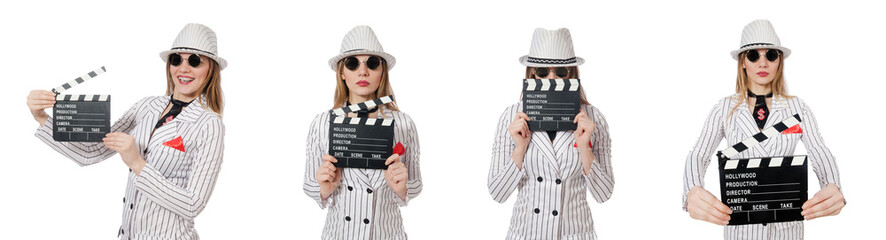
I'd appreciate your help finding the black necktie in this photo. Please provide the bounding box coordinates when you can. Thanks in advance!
[346,101,378,118]
[155,96,194,129]
[748,90,773,129]
[547,131,557,142]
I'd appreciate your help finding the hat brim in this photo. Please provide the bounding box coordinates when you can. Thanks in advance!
[328,50,396,71]
[518,55,584,67]
[160,49,228,70]
[730,46,791,60]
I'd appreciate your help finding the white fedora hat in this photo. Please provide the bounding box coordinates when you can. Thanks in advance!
[159,23,228,70]
[730,19,791,60]
[328,25,396,71]
[519,28,585,67]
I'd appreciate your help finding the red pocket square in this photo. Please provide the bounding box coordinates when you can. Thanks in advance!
[163,136,185,152]
[392,142,405,156]
[573,142,593,148]
[782,125,803,134]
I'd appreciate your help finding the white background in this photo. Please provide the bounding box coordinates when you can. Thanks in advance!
[1,0,883,239]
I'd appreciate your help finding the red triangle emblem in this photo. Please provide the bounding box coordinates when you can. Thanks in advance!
[163,136,186,152]
[782,124,803,134]
[392,142,406,156]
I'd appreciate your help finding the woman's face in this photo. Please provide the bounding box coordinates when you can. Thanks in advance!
[742,48,780,87]
[340,55,383,98]
[168,53,210,99]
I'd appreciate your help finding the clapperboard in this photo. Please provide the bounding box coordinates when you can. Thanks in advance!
[522,79,581,131]
[717,114,807,225]
[51,67,111,142]
[328,96,395,169]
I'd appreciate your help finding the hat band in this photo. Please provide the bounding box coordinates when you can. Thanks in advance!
[526,57,577,65]
[171,47,217,56]
[343,49,368,53]
[740,43,775,49]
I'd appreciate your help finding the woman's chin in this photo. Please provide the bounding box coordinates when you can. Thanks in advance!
[351,90,377,98]
[174,89,199,98]
[749,78,773,87]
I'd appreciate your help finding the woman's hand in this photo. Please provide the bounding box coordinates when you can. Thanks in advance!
[317,154,342,200]
[686,186,732,225]
[801,183,845,220]
[384,154,408,201]
[26,90,56,125]
[103,132,146,175]
[573,110,595,174]
[508,112,532,169]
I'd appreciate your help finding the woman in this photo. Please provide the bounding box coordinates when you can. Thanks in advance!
[682,19,844,239]
[488,27,615,239]
[303,25,422,240]
[27,23,226,239]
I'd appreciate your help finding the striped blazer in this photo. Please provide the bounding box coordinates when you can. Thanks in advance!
[488,102,615,240]
[303,107,422,240]
[682,94,842,240]
[35,96,225,240]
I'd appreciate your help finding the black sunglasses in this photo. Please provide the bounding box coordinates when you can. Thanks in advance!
[168,53,202,67]
[534,67,570,78]
[344,56,382,71]
[746,49,781,62]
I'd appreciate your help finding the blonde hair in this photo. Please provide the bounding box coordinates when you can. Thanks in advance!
[524,66,591,105]
[727,50,791,120]
[333,58,400,113]
[165,57,223,115]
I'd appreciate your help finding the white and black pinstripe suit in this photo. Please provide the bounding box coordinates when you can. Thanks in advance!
[489,102,615,240]
[35,96,225,240]
[682,94,842,240]
[303,107,422,240]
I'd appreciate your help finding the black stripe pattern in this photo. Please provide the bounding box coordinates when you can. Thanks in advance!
[523,78,580,91]
[56,94,111,101]
[331,95,394,116]
[716,114,802,161]
[331,116,395,126]
[51,66,106,94]
[526,57,578,64]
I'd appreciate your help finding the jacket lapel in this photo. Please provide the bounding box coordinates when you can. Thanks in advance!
[553,131,579,176]
[735,100,761,139]
[760,97,788,150]
[139,98,165,155]
[530,131,559,171]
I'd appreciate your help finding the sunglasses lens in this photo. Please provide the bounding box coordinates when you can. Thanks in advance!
[535,68,549,78]
[188,54,202,67]
[766,49,780,62]
[169,54,183,66]
[344,57,359,71]
[366,56,381,70]
[746,50,760,62]
[555,67,569,78]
